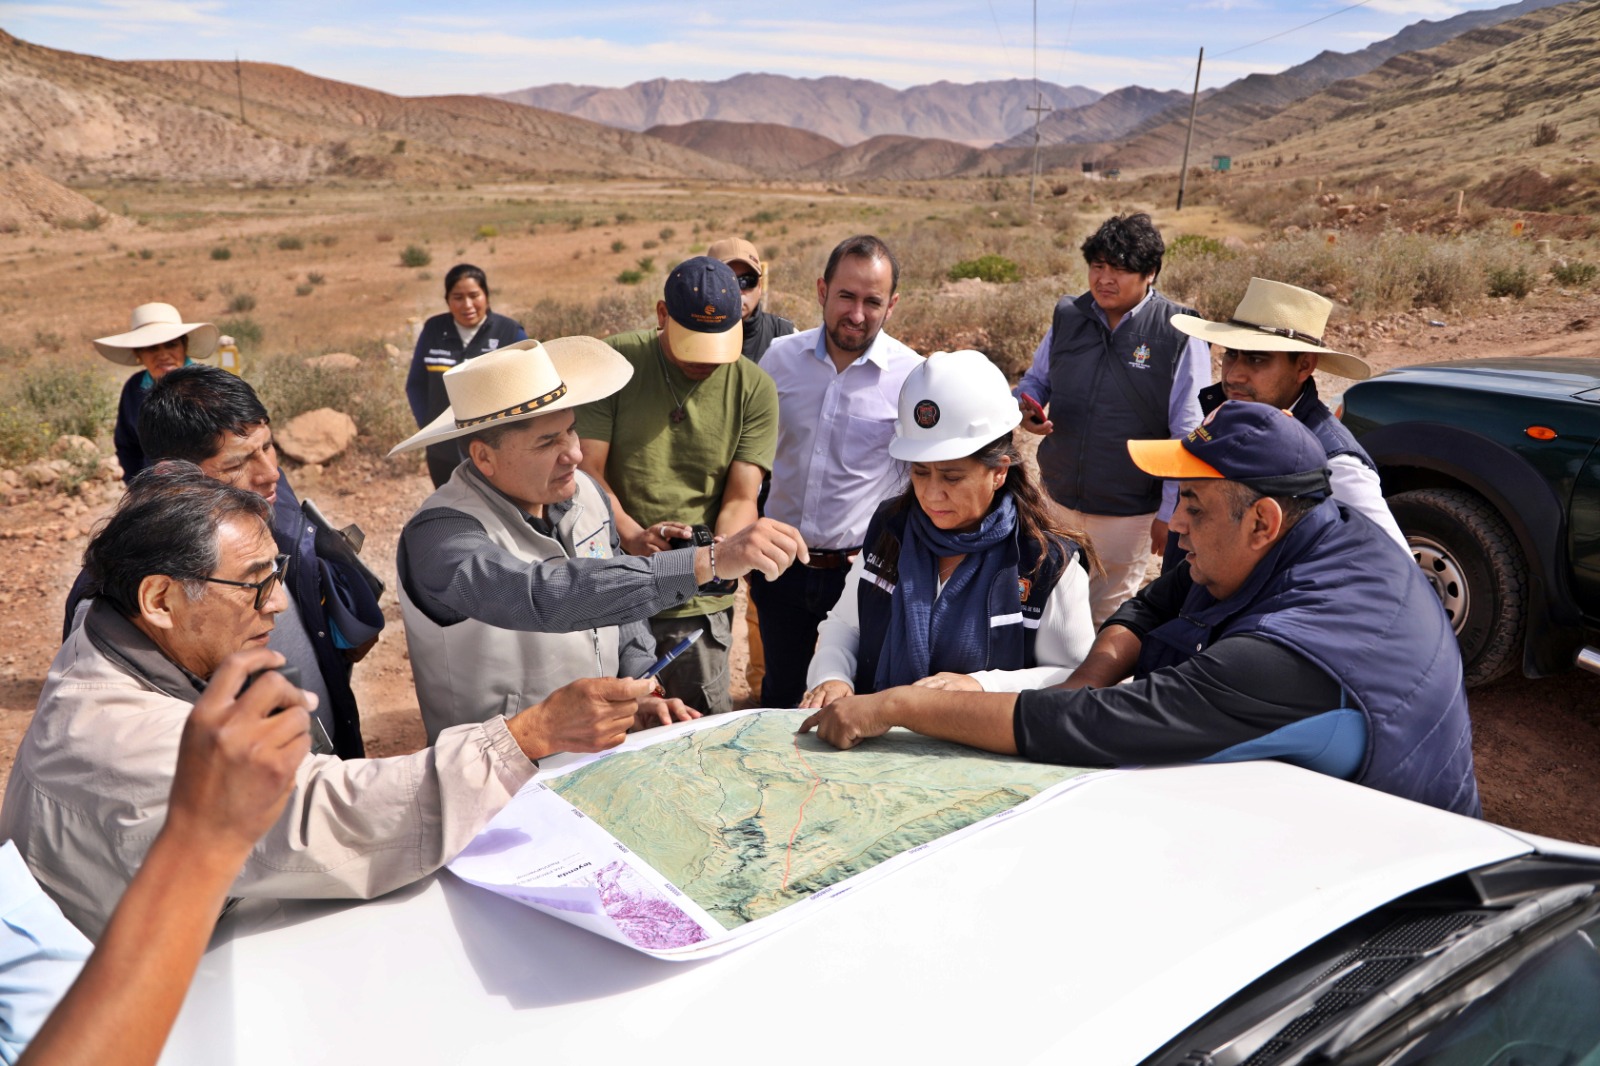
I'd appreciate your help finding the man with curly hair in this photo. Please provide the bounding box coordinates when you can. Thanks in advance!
[1014,213,1209,624]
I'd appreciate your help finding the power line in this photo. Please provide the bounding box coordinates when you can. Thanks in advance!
[1212,0,1375,59]
[985,0,1015,72]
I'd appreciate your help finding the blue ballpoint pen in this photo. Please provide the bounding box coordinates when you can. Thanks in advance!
[640,628,703,680]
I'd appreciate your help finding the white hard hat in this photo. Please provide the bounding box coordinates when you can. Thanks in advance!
[890,349,1023,462]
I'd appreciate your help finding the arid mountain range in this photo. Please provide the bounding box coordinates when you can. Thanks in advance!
[496,75,1101,147]
[2,0,1596,204]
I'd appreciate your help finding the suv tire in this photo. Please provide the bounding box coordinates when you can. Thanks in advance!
[1389,488,1527,687]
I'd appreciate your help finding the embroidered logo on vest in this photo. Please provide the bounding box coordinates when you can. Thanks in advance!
[1129,344,1152,370]
[1018,577,1032,600]
[913,399,940,428]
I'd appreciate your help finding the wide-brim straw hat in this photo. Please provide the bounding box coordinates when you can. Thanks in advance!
[92,302,219,366]
[389,337,632,456]
[1170,277,1372,380]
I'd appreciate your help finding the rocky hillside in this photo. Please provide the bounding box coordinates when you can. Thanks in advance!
[0,30,737,185]
[498,74,1100,146]
[1217,0,1600,191]
[1101,0,1577,168]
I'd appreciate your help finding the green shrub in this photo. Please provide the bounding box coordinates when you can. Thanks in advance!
[276,235,304,251]
[636,256,655,273]
[249,348,412,457]
[610,239,627,254]
[217,316,263,352]
[659,227,676,242]
[1553,260,1599,286]
[307,272,326,285]
[18,363,117,442]
[1487,264,1534,298]
[210,246,232,261]
[399,244,431,268]
[227,293,257,313]
[0,404,50,466]
[948,255,1021,284]
[475,224,498,240]
[1165,234,1232,259]
[520,290,657,339]
[295,284,314,297]
[138,248,154,260]
[616,269,644,285]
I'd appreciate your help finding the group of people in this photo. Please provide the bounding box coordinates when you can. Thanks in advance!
[0,215,1480,1062]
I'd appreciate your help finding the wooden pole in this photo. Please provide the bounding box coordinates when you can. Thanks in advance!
[235,52,246,124]
[1176,47,1203,211]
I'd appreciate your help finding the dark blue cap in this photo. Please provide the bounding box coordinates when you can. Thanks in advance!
[1128,400,1331,498]
[662,256,742,364]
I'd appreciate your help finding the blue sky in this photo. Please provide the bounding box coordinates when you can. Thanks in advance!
[1,0,1526,95]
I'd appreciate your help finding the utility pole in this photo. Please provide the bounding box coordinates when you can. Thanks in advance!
[1026,0,1052,210]
[234,52,246,125]
[1027,91,1053,210]
[1176,47,1203,211]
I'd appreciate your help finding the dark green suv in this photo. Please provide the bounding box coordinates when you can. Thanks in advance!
[1340,357,1600,686]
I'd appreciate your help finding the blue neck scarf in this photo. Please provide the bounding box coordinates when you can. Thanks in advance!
[875,492,1019,691]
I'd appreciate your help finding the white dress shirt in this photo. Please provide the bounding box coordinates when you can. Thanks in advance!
[762,327,923,550]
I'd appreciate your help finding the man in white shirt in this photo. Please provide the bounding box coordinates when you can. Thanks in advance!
[752,235,923,707]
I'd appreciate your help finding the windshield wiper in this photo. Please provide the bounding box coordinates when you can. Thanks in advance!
[1313,883,1600,1064]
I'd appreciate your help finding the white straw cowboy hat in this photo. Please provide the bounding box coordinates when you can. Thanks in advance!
[389,336,633,456]
[92,303,220,367]
[1170,277,1372,380]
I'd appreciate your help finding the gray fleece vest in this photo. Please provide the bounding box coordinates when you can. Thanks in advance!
[1036,289,1195,516]
[400,468,620,744]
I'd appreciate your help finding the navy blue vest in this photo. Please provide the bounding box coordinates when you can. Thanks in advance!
[1037,289,1196,516]
[853,499,1075,694]
[1200,380,1376,471]
[1140,500,1479,816]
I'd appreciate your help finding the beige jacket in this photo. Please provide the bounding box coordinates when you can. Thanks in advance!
[0,610,537,941]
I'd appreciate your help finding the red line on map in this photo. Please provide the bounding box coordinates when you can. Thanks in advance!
[781,732,823,891]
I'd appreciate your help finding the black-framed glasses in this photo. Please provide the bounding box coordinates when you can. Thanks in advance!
[199,553,288,610]
[735,273,761,291]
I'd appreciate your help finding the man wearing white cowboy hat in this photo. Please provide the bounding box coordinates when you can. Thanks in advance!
[1170,276,1406,551]
[92,303,218,485]
[395,337,807,743]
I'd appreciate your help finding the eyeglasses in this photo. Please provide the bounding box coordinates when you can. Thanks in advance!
[735,273,761,292]
[198,554,288,610]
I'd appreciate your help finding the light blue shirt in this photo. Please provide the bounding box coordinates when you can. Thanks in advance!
[1014,288,1209,521]
[761,326,924,550]
[0,841,91,1063]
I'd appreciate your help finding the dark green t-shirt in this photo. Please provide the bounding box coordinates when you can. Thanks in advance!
[579,328,778,617]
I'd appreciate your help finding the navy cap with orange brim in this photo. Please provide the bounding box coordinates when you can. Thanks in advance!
[1128,400,1332,498]
[662,256,743,365]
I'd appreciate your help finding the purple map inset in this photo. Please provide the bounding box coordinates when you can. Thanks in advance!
[594,861,709,949]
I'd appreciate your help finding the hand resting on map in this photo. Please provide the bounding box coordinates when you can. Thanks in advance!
[632,696,700,732]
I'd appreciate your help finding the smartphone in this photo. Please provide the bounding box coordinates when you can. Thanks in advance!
[242,665,302,715]
[1020,392,1047,422]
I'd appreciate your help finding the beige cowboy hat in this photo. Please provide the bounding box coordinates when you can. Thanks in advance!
[389,336,633,456]
[92,302,220,366]
[1170,277,1372,380]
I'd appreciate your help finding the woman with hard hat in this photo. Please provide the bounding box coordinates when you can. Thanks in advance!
[92,303,219,485]
[800,350,1099,707]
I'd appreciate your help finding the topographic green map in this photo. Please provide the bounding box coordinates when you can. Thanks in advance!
[550,709,1090,929]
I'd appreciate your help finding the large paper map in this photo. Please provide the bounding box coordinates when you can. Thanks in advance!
[449,708,1097,958]
[552,710,1083,928]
